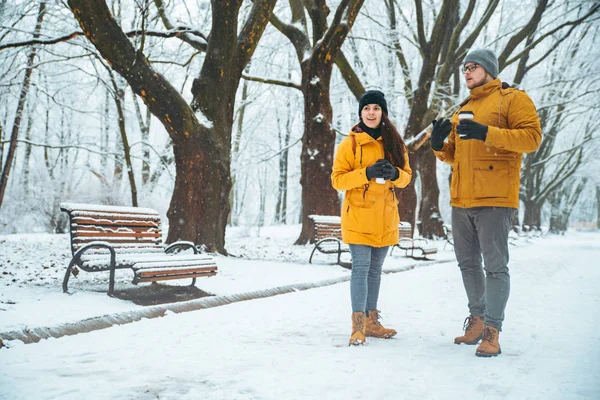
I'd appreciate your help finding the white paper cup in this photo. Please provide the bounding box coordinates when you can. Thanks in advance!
[458,111,474,137]
[458,111,474,120]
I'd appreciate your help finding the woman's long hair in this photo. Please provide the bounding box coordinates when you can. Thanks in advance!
[380,113,407,169]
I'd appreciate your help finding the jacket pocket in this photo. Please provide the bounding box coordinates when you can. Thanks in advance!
[450,164,459,199]
[345,189,375,234]
[472,160,509,199]
[384,189,399,231]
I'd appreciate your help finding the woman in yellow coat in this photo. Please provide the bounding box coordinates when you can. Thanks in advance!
[331,90,412,345]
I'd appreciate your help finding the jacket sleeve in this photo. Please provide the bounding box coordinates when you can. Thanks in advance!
[331,138,369,191]
[392,151,412,188]
[485,90,542,153]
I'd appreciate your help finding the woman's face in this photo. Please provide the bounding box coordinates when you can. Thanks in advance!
[361,104,382,129]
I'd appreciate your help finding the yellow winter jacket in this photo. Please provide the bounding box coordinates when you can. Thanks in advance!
[433,79,542,209]
[331,128,412,247]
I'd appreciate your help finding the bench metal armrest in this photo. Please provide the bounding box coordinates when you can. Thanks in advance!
[63,241,116,294]
[412,238,430,246]
[398,237,415,247]
[165,241,198,254]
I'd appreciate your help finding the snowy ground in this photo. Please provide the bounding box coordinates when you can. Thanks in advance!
[1,226,599,399]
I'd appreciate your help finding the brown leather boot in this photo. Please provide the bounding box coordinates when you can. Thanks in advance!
[475,326,501,357]
[349,312,366,346]
[454,315,484,345]
[365,310,397,338]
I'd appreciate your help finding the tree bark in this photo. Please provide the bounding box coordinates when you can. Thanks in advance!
[68,0,276,253]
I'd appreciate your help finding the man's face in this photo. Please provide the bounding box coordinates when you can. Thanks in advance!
[463,63,491,90]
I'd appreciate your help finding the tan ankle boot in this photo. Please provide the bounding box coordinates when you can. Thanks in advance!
[454,315,484,345]
[475,326,501,357]
[365,310,397,338]
[349,312,366,346]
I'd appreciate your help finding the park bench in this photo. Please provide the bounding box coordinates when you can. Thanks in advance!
[391,222,438,259]
[308,215,350,267]
[60,203,217,296]
[309,215,437,264]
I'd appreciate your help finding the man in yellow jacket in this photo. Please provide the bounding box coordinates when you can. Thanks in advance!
[430,49,542,357]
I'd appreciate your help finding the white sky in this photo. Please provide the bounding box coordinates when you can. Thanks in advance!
[1,227,599,399]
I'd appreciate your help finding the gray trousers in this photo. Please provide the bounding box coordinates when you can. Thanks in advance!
[349,244,389,313]
[451,207,515,330]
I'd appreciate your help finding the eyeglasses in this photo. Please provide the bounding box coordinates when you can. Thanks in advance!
[462,64,479,74]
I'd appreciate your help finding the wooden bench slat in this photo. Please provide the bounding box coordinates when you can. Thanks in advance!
[136,266,217,277]
[71,218,160,227]
[135,271,217,283]
[73,231,161,239]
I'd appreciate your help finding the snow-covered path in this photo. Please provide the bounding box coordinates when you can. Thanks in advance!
[1,232,599,400]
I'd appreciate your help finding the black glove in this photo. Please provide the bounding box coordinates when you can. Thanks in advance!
[381,161,399,181]
[457,119,488,141]
[430,119,452,150]
[366,159,387,180]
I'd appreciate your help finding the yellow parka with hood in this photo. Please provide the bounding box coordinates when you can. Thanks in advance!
[434,78,541,209]
[331,128,412,247]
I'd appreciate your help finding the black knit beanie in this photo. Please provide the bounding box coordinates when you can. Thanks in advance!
[358,90,388,118]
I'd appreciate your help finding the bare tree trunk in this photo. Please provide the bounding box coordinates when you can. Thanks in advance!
[22,102,34,194]
[275,102,291,224]
[132,87,151,185]
[230,70,251,226]
[109,72,138,206]
[522,201,542,228]
[0,1,46,208]
[549,179,587,233]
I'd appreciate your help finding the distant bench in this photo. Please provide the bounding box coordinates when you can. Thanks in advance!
[308,215,350,266]
[60,203,217,296]
[308,215,437,265]
[391,222,438,259]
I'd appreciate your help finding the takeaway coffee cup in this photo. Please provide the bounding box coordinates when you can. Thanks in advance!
[458,111,474,137]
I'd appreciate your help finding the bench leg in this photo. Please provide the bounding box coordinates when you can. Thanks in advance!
[191,277,197,286]
[108,267,116,296]
[62,259,78,293]
[309,246,319,264]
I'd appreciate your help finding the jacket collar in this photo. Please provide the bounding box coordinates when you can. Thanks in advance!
[351,125,380,145]
[469,78,501,101]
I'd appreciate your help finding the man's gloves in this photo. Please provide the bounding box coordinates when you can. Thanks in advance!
[366,159,387,180]
[457,119,488,141]
[430,119,452,150]
[366,159,399,181]
[382,162,399,181]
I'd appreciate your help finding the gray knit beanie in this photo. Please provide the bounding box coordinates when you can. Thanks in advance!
[464,49,499,79]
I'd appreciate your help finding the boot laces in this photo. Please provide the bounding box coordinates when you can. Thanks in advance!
[462,316,473,332]
[481,326,496,343]
[370,310,384,326]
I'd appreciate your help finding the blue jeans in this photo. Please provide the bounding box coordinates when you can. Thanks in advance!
[349,244,389,313]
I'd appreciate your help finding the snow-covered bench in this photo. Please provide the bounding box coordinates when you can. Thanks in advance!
[60,203,217,296]
[309,216,437,264]
[308,215,350,267]
[390,222,438,259]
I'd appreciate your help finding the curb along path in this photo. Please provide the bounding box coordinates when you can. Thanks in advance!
[0,258,454,345]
